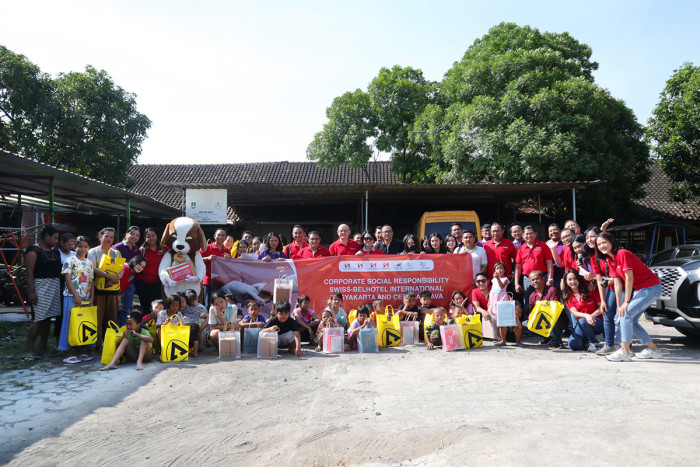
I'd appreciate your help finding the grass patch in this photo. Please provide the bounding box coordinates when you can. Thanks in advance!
[0,321,59,373]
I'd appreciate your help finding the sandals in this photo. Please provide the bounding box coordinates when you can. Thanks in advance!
[63,356,80,364]
[79,354,93,362]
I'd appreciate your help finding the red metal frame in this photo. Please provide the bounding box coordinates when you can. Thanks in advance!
[0,229,30,317]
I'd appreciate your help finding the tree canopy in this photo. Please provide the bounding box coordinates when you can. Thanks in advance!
[0,46,150,187]
[646,62,700,202]
[308,23,651,219]
[307,65,435,182]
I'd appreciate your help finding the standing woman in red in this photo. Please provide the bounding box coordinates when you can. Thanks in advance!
[357,230,383,255]
[596,232,663,362]
[135,227,166,308]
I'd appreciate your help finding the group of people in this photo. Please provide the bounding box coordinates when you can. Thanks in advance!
[22,215,664,367]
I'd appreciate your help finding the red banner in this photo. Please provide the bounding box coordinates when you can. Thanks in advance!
[211,254,472,318]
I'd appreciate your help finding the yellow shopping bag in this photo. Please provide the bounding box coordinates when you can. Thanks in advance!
[160,315,190,362]
[101,320,125,365]
[377,305,401,347]
[456,314,483,349]
[68,302,98,347]
[145,318,159,353]
[95,253,125,291]
[527,300,564,337]
[347,308,357,326]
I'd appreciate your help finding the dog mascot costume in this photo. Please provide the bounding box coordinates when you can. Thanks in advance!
[159,217,207,297]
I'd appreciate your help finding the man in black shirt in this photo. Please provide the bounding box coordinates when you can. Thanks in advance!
[378,224,404,254]
[262,301,302,357]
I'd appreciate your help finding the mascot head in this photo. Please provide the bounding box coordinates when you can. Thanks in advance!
[161,217,207,259]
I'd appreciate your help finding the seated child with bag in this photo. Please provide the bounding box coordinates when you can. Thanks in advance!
[293,294,320,343]
[182,289,206,357]
[371,299,385,324]
[101,311,154,371]
[315,309,340,352]
[156,294,185,343]
[262,300,302,357]
[424,307,448,350]
[209,291,240,353]
[240,300,266,328]
[397,291,421,321]
[346,305,374,351]
[143,299,164,324]
[323,292,348,328]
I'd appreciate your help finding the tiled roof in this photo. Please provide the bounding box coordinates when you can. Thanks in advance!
[128,161,397,208]
[636,163,700,221]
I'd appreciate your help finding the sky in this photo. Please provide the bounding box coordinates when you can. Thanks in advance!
[1,0,699,166]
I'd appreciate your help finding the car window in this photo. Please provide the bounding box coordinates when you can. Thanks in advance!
[676,248,697,258]
[649,249,676,266]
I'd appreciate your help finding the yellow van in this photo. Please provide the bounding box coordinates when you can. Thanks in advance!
[417,211,482,241]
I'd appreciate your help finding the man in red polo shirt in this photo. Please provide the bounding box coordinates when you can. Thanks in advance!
[329,224,361,256]
[515,225,554,318]
[283,225,308,259]
[483,222,516,279]
[200,228,231,309]
[297,231,332,258]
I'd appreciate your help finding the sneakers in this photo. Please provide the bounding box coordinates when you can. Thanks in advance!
[636,348,663,359]
[606,348,633,362]
[596,344,619,356]
[587,342,601,353]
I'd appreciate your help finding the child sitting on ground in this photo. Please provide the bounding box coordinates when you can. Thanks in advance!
[101,311,154,371]
[182,289,206,357]
[346,305,374,351]
[371,299,385,324]
[315,309,340,352]
[293,294,320,343]
[450,305,466,322]
[209,291,239,353]
[262,300,302,357]
[143,299,164,324]
[425,307,447,350]
[323,292,348,328]
[397,291,421,321]
[156,294,185,343]
[240,300,266,328]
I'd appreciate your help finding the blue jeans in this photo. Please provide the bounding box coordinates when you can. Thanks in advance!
[603,288,621,347]
[620,284,662,345]
[568,316,604,350]
[119,282,135,327]
[203,284,212,310]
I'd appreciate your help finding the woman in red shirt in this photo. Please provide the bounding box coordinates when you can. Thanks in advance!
[135,227,166,311]
[596,232,663,362]
[357,230,383,255]
[471,272,490,323]
[562,269,603,351]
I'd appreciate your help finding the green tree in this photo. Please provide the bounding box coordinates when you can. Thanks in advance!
[0,46,150,187]
[646,62,700,202]
[307,65,434,182]
[413,23,650,218]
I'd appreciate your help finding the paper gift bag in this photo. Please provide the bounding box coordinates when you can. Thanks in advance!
[457,314,483,349]
[160,315,190,363]
[95,254,125,291]
[218,329,241,359]
[257,331,278,359]
[440,324,464,351]
[496,300,517,327]
[377,306,401,347]
[101,320,125,365]
[68,302,98,347]
[243,327,261,353]
[358,327,379,353]
[527,300,564,337]
[323,326,345,354]
[400,320,419,346]
[273,273,293,304]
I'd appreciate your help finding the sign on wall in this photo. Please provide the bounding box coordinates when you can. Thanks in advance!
[185,189,227,224]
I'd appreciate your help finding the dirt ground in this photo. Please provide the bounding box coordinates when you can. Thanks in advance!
[2,319,700,466]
